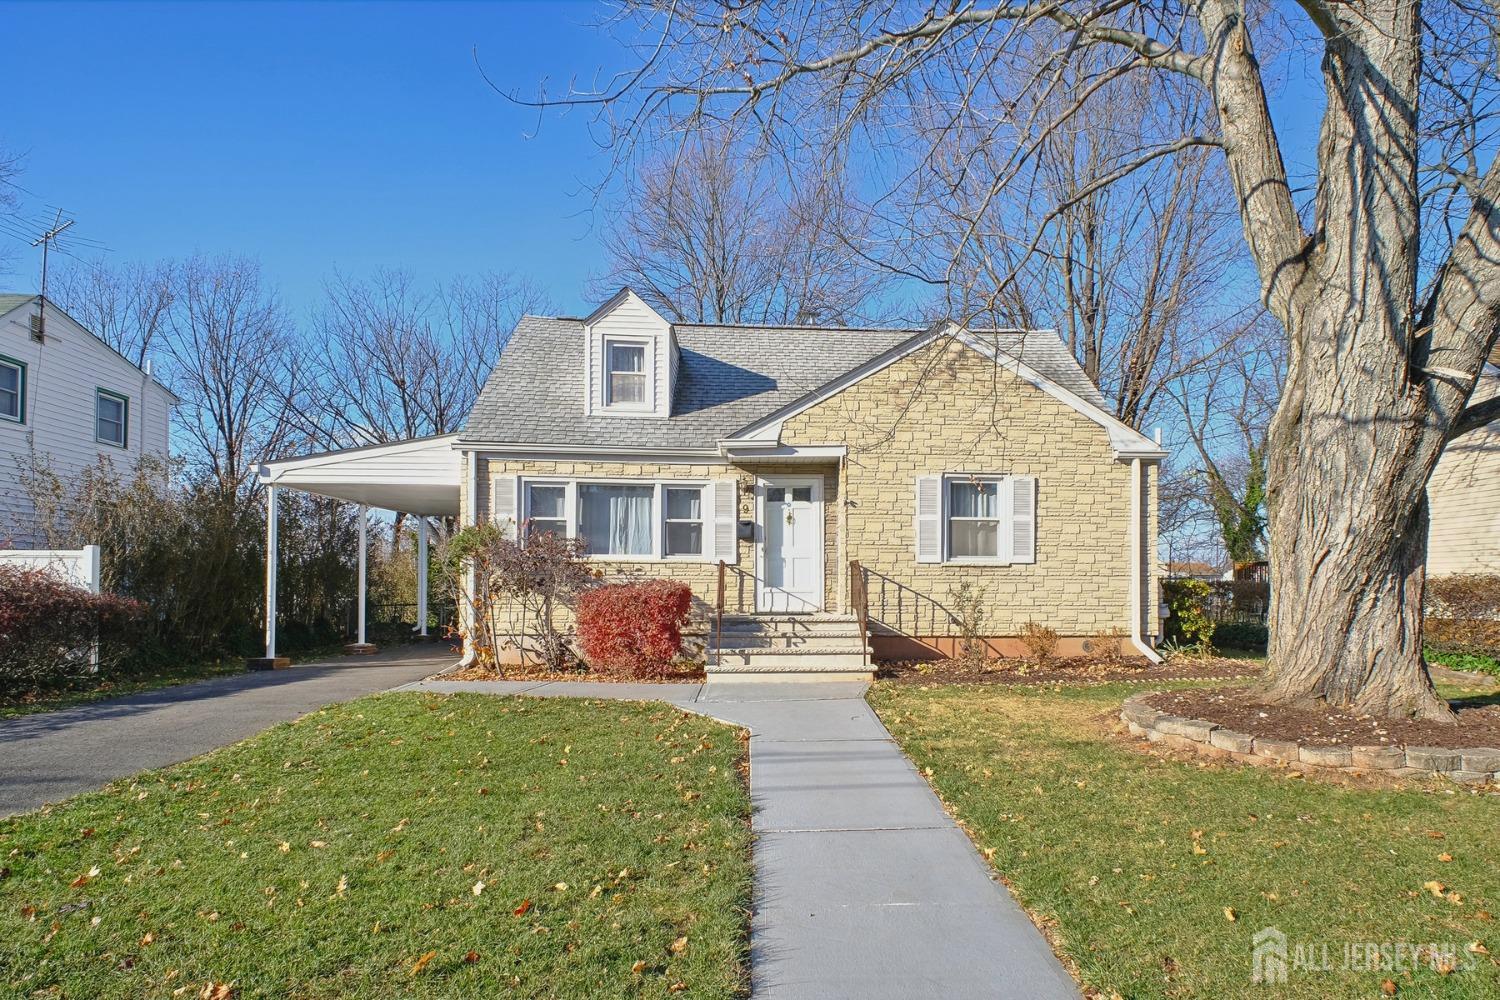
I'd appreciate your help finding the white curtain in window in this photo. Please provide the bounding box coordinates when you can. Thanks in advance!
[579,484,653,555]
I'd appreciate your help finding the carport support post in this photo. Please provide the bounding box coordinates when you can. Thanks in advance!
[357,503,368,646]
[416,517,429,637]
[265,485,277,657]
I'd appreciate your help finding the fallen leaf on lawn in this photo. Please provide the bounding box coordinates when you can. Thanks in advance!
[669,984,686,993]
[1447,891,1464,905]
[553,883,568,892]
[464,950,480,963]
[1478,910,1494,921]
[310,841,327,849]
[472,881,485,897]
[1223,908,1237,922]
[513,899,532,916]
[1468,941,1489,955]
[278,842,290,854]
[669,936,689,954]
[409,950,437,976]
[141,931,156,946]
[631,960,647,975]
[376,850,394,864]
[198,984,234,1000]
[1423,880,1446,897]
[1381,979,1397,996]
[70,866,101,888]
[391,818,409,833]
[1426,830,1446,840]
[335,875,348,897]
[1438,853,1453,863]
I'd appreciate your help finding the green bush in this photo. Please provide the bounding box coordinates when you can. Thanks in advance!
[1162,578,1215,651]
[1424,648,1500,679]
[1210,620,1268,653]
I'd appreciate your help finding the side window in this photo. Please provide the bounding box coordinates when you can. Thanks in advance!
[0,356,23,423]
[96,389,129,447]
[524,483,567,538]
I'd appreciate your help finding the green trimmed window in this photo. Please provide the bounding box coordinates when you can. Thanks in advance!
[0,355,22,423]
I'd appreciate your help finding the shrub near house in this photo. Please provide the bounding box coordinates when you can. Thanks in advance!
[577,580,693,678]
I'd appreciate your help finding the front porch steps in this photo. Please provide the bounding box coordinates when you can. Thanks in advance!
[708,614,872,679]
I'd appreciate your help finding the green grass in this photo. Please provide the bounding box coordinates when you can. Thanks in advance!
[0,693,752,999]
[870,678,1500,999]
[0,659,248,720]
[1427,649,1500,680]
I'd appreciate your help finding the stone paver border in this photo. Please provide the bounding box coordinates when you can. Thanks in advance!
[1120,693,1500,785]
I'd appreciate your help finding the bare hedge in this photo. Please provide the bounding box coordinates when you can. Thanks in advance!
[0,565,146,697]
[1424,574,1500,655]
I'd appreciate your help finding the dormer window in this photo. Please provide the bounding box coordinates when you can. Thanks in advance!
[605,340,648,408]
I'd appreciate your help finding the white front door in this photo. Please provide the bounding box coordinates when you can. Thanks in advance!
[757,476,824,613]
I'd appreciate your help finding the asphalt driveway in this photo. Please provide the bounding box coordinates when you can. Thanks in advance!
[0,646,454,817]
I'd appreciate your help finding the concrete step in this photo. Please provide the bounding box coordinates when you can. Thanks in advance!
[710,647,870,673]
[712,630,867,650]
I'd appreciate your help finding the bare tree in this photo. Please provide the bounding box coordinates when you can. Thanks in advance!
[0,149,20,276]
[166,254,298,493]
[51,259,175,367]
[507,1,1500,719]
[595,133,889,324]
[295,268,549,448]
[1168,312,1284,564]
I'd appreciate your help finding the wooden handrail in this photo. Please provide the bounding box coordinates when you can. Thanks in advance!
[715,559,726,668]
[849,559,870,666]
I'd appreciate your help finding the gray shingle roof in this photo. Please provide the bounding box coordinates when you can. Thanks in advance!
[459,315,1111,450]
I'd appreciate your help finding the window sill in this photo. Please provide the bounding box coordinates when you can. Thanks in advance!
[96,439,129,451]
[943,558,1016,567]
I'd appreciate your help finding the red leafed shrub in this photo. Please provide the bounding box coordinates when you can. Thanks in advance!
[576,580,693,678]
[0,565,146,696]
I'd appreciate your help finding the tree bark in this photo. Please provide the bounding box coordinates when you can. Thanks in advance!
[1196,0,1488,720]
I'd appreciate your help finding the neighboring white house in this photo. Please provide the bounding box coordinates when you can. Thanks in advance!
[1426,354,1500,576]
[0,293,177,546]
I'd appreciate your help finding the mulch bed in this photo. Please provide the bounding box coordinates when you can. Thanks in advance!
[879,655,1260,686]
[442,663,707,684]
[1142,687,1500,748]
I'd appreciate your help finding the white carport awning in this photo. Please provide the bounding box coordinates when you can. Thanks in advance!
[257,433,462,516]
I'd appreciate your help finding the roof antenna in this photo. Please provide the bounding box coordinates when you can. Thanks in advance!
[30,208,75,341]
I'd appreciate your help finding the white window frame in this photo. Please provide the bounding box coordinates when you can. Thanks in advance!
[0,355,23,424]
[95,388,129,448]
[944,475,1007,564]
[662,484,707,559]
[516,477,711,562]
[521,480,571,540]
[602,337,651,411]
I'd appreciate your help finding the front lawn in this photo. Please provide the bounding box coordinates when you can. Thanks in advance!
[871,679,1500,1000]
[0,693,752,999]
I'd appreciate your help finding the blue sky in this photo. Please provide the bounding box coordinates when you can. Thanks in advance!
[1,2,1326,322]
[1,1,627,316]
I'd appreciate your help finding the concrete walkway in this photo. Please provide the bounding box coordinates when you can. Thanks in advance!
[0,646,453,817]
[407,677,1080,999]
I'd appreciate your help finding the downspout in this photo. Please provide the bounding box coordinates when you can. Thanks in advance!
[1129,456,1163,664]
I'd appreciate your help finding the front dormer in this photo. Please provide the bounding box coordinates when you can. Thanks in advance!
[582,288,678,419]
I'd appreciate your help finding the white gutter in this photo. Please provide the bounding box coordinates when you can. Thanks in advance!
[1128,456,1163,664]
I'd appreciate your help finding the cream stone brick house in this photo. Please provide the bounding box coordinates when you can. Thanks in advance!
[258,289,1166,678]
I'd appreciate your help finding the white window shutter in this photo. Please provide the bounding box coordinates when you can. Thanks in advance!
[711,479,738,563]
[1010,475,1036,564]
[492,474,518,538]
[915,475,943,563]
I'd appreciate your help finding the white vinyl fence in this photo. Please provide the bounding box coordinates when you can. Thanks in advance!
[0,545,101,593]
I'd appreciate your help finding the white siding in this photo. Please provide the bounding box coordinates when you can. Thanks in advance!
[0,300,174,546]
[1427,372,1500,576]
[582,290,675,419]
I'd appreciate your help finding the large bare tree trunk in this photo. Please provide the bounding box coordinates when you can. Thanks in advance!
[1196,0,1494,721]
